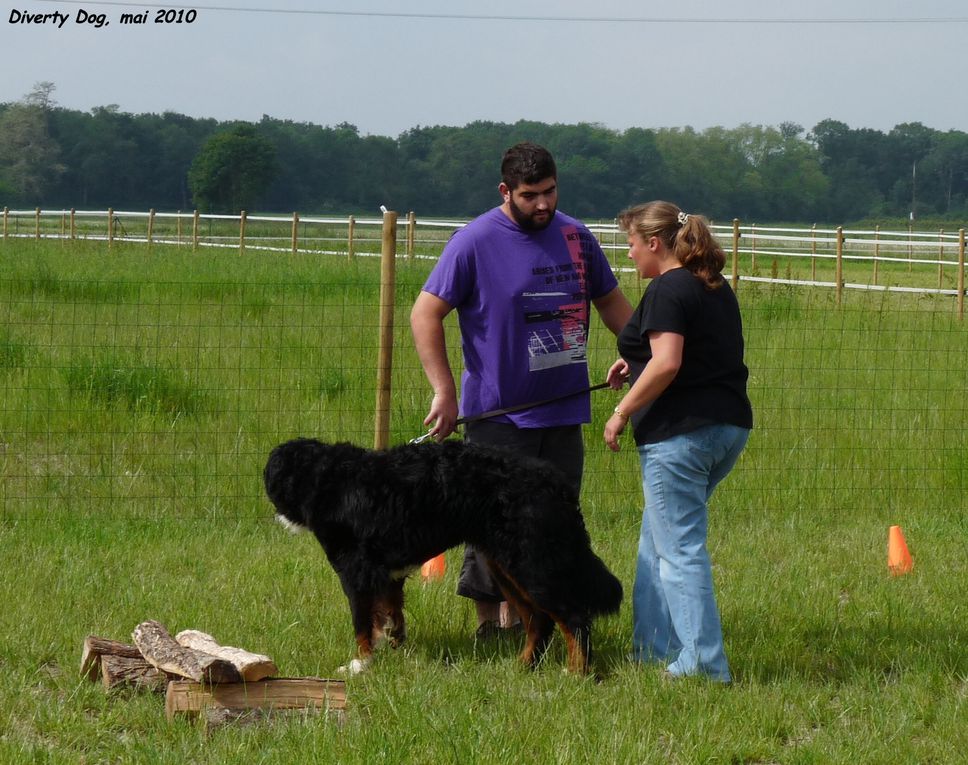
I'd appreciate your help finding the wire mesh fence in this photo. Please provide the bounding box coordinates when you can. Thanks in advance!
[1,210,967,525]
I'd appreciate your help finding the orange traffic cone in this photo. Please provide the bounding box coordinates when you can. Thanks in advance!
[887,525,913,575]
[421,553,446,582]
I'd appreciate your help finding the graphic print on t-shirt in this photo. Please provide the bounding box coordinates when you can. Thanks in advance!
[523,294,587,369]
[522,225,591,372]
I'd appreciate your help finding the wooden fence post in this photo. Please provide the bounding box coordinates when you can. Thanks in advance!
[192,210,199,251]
[291,212,299,254]
[108,208,114,248]
[407,211,416,260]
[35,207,41,240]
[958,228,965,320]
[612,221,618,269]
[907,221,913,271]
[873,225,880,286]
[239,210,247,255]
[731,219,740,292]
[147,208,155,248]
[70,208,76,240]
[938,228,945,290]
[374,210,398,450]
[347,215,355,259]
[811,223,817,281]
[2,207,7,239]
[835,226,844,306]
[750,222,757,272]
[176,210,182,243]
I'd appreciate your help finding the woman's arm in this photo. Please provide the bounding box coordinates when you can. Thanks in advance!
[604,331,683,452]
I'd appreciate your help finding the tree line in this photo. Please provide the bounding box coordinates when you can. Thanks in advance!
[2,83,966,224]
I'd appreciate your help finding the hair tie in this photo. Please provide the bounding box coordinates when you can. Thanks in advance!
[676,211,689,226]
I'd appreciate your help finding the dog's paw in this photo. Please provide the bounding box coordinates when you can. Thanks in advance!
[337,658,370,676]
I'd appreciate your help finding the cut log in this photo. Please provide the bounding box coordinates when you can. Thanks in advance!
[165,677,346,721]
[133,620,241,684]
[80,636,144,681]
[174,630,278,682]
[100,654,167,692]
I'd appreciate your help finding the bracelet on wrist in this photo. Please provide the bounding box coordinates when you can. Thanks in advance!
[613,405,630,420]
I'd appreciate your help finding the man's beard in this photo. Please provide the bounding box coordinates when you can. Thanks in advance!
[507,197,556,231]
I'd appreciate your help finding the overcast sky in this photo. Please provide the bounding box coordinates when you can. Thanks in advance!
[2,0,967,137]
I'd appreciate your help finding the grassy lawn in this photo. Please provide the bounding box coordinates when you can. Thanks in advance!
[0,239,965,763]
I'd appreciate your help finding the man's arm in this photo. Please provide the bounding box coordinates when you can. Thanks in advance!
[410,290,459,440]
[592,286,634,336]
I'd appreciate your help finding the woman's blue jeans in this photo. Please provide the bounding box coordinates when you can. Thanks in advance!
[632,423,749,682]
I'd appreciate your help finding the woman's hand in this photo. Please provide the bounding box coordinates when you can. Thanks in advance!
[604,410,629,452]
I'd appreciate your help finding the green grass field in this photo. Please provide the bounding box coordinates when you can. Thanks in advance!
[0,239,965,763]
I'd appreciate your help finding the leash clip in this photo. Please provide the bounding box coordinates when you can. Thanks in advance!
[409,431,435,445]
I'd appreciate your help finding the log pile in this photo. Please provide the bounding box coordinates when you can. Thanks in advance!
[80,621,345,725]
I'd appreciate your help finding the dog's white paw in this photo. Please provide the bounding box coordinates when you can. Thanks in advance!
[337,658,370,676]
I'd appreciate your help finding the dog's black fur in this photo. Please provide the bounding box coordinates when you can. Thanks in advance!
[264,437,622,674]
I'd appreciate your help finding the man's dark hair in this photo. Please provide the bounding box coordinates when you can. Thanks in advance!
[501,142,557,190]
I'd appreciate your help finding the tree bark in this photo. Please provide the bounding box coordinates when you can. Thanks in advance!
[100,655,167,692]
[79,636,144,681]
[174,630,278,682]
[133,620,241,684]
[165,677,346,720]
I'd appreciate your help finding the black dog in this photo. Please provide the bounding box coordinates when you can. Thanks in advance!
[264,437,622,674]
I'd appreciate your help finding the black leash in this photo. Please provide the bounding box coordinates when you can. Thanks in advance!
[410,381,612,444]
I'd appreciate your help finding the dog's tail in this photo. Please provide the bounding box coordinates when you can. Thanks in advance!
[583,553,624,616]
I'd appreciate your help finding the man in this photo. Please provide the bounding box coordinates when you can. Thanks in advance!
[410,142,632,636]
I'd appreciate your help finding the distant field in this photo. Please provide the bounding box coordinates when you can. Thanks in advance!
[0,238,965,763]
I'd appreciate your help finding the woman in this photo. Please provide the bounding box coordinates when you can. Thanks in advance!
[604,201,753,683]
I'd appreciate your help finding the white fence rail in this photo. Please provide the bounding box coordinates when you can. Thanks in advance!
[3,206,966,311]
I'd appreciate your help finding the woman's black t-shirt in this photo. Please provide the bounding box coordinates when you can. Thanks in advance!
[617,267,753,445]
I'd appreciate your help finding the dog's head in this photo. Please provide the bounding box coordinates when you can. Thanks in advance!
[264,438,364,532]
[264,438,324,532]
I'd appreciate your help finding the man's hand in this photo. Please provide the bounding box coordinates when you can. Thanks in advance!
[423,390,459,441]
[606,358,630,389]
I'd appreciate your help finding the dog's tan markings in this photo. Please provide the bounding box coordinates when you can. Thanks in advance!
[355,631,374,659]
[341,633,374,674]
[346,589,379,673]
[486,560,558,669]
[553,620,591,675]
[518,610,558,668]
[371,583,407,650]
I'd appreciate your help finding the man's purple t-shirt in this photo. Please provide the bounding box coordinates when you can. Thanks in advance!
[422,207,619,428]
